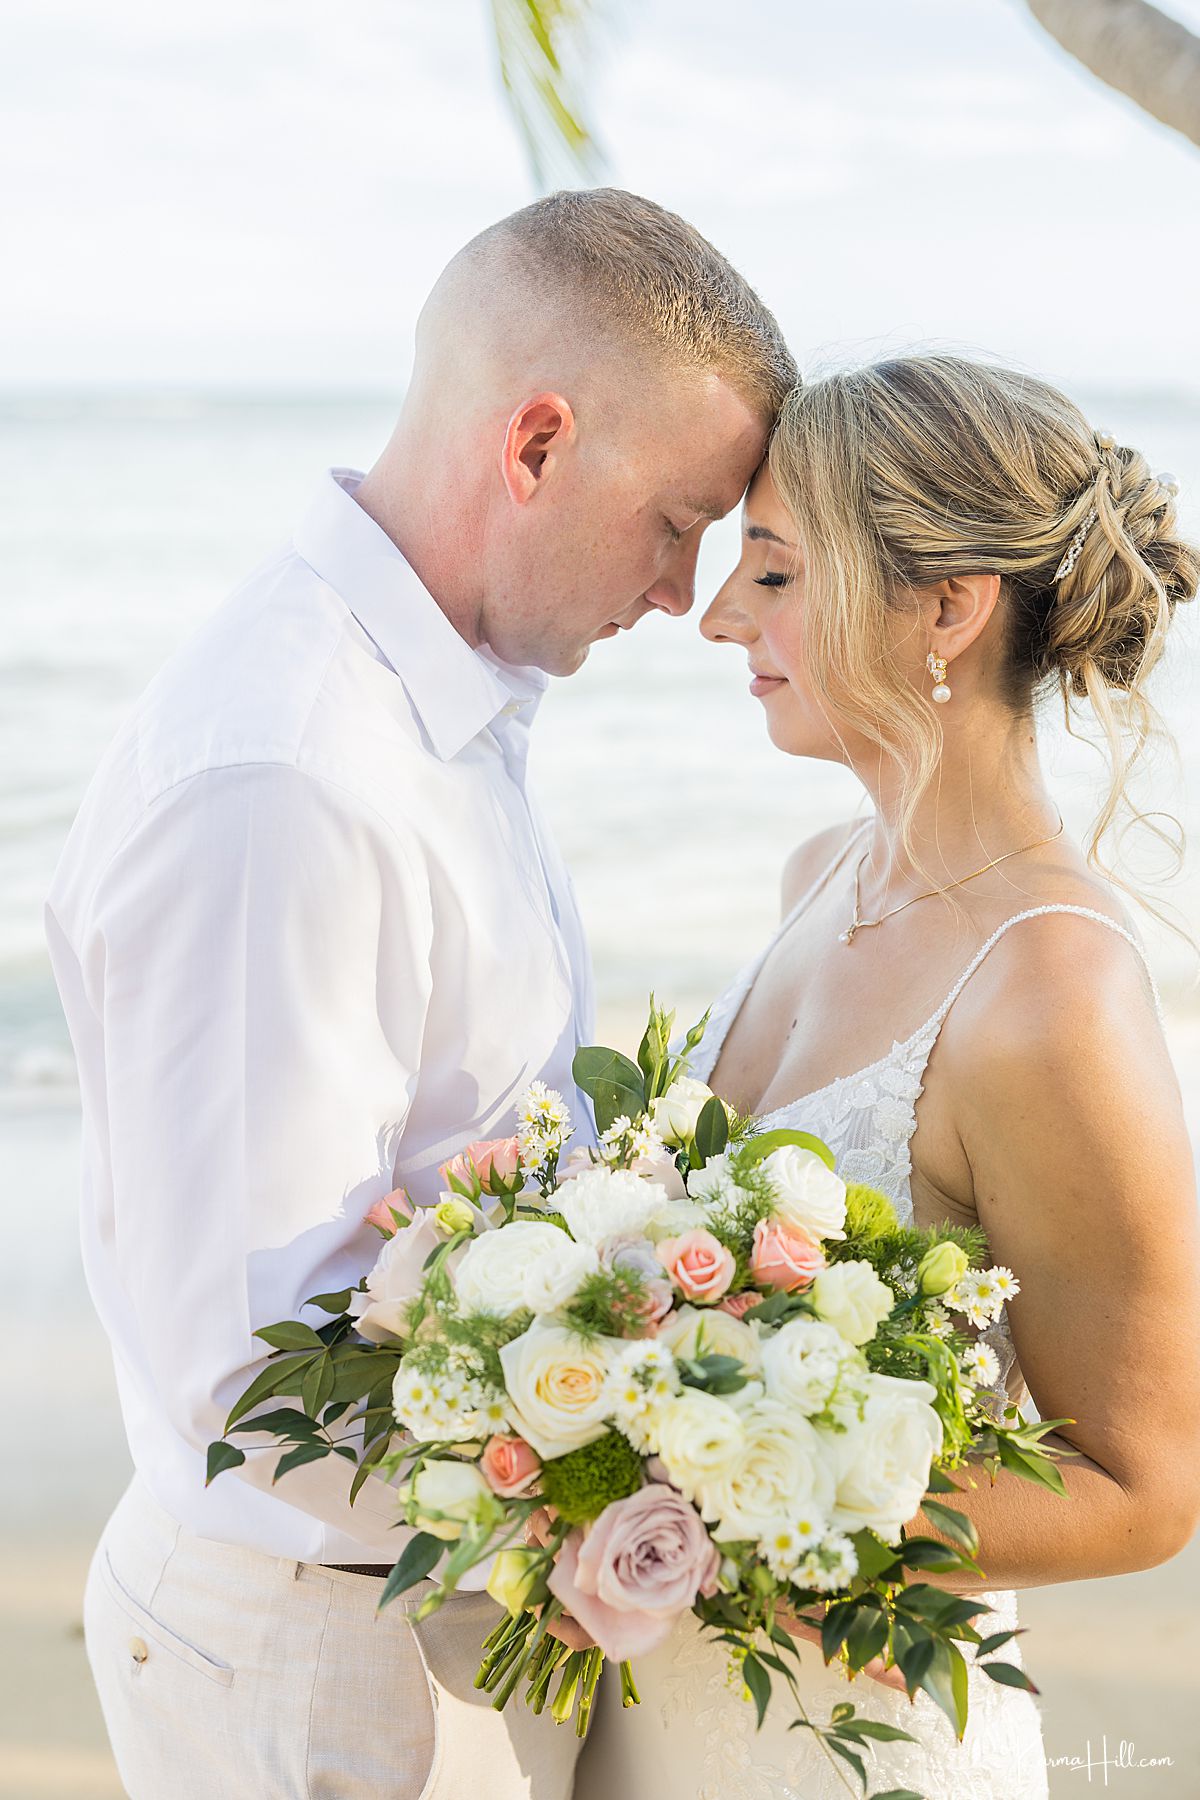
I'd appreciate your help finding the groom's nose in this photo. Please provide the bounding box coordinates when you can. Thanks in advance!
[644,532,702,617]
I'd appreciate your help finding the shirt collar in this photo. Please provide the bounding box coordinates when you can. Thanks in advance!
[293,468,547,761]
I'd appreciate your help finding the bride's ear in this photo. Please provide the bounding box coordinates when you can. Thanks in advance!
[920,572,1002,666]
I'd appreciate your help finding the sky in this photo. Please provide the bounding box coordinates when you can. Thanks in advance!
[6,0,1200,392]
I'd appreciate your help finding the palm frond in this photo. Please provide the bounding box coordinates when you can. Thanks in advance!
[489,0,611,190]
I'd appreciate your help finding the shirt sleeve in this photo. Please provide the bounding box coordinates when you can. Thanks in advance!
[84,760,434,1550]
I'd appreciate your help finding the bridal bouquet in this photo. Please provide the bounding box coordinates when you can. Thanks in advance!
[210,1000,1063,1793]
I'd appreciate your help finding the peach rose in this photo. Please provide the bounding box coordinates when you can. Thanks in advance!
[480,1433,542,1498]
[465,1136,521,1188]
[656,1228,735,1304]
[363,1188,416,1237]
[750,1218,826,1293]
[717,1289,764,1321]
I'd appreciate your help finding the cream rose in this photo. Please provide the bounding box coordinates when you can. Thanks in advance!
[811,1259,895,1345]
[693,1399,836,1542]
[760,1317,865,1416]
[825,1372,943,1542]
[498,1320,618,1458]
[656,1304,763,1375]
[409,1460,498,1541]
[651,1076,718,1147]
[762,1145,847,1241]
[453,1220,598,1317]
[650,1390,746,1501]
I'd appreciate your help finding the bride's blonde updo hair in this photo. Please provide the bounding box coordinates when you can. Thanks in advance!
[768,353,1198,900]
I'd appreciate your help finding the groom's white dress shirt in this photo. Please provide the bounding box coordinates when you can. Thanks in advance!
[47,469,595,1571]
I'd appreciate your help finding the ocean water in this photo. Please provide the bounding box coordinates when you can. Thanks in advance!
[3,386,1199,1117]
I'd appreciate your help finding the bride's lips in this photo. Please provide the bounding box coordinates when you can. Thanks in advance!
[749,670,787,699]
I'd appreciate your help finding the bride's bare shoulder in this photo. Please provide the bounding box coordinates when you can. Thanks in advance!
[780,821,865,915]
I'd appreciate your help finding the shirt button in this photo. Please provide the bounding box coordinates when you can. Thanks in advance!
[129,1637,149,1664]
[501,701,521,718]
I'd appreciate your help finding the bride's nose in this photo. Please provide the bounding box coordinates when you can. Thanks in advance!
[700,575,756,647]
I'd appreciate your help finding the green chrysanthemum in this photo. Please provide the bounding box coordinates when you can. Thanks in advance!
[540,1431,644,1525]
[843,1183,900,1242]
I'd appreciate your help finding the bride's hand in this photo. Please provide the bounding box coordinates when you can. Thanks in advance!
[776,1606,909,1694]
[523,1505,597,1653]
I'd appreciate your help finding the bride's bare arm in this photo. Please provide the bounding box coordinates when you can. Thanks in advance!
[914,913,1200,1589]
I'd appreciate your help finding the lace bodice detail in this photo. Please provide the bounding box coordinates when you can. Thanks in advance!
[688,828,1161,1395]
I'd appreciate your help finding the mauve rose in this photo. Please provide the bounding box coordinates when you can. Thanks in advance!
[481,1433,541,1498]
[657,1228,736,1303]
[750,1218,826,1293]
[547,1484,719,1660]
[363,1188,416,1237]
[717,1289,764,1321]
[605,1236,675,1332]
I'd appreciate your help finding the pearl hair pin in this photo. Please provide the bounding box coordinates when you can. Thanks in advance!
[1157,470,1181,496]
[1053,508,1098,583]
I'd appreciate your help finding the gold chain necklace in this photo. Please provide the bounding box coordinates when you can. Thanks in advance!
[839,816,1066,946]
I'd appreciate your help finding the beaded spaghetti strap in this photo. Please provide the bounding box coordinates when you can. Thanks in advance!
[928,904,1164,1031]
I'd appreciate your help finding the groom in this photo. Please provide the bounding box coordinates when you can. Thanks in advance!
[47,188,793,1798]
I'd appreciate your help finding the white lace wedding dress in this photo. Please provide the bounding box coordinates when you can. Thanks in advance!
[575,833,1158,1800]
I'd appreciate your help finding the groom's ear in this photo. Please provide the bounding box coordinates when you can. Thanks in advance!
[499,393,576,505]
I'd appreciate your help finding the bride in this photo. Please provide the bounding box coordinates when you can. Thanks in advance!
[572,355,1200,1799]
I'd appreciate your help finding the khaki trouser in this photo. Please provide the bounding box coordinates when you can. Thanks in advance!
[85,1478,582,1799]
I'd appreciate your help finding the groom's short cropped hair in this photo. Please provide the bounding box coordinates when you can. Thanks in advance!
[467,187,796,423]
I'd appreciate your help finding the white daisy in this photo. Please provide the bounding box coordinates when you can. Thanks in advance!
[959,1342,1002,1390]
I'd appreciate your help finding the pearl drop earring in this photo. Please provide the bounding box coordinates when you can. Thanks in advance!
[927,652,952,705]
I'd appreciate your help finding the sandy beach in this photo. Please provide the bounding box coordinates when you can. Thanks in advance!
[4,1011,1199,1800]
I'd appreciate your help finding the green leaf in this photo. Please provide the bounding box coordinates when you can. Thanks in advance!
[329,1351,394,1403]
[925,1466,963,1494]
[921,1499,980,1558]
[836,1720,916,1744]
[742,1128,836,1172]
[995,1436,1068,1497]
[850,1529,900,1581]
[982,1660,1039,1694]
[869,1789,925,1799]
[975,1628,1021,1656]
[830,1701,854,1725]
[678,1352,749,1396]
[825,1738,866,1784]
[844,1605,890,1671]
[740,1651,771,1729]
[921,1639,970,1741]
[898,1636,934,1701]
[350,1431,394,1504]
[254,1321,326,1352]
[572,1047,646,1119]
[305,1288,354,1314]
[322,1400,352,1427]
[301,1355,335,1418]
[896,1536,974,1574]
[894,1584,990,1631]
[820,1600,858,1664]
[378,1532,444,1611]
[205,1440,246,1484]
[224,1352,319,1431]
[690,1095,730,1169]
[272,1440,331,1483]
[228,1406,322,1441]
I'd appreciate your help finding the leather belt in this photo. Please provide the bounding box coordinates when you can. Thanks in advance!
[323,1563,393,1577]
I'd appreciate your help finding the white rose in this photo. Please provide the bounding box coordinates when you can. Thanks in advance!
[760,1318,865,1416]
[825,1372,944,1542]
[656,1304,763,1375]
[555,1167,675,1249]
[651,1076,718,1147]
[651,1389,746,1499]
[694,1399,836,1542]
[348,1211,444,1343]
[762,1146,847,1241]
[811,1260,894,1345]
[453,1220,598,1316]
[498,1320,618,1458]
[410,1460,496,1541]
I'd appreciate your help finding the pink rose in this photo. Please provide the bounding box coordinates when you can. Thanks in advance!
[656,1229,735,1304]
[439,1151,481,1197]
[465,1136,521,1189]
[480,1433,541,1498]
[717,1289,764,1321]
[363,1188,416,1237]
[547,1484,719,1660]
[750,1218,826,1292]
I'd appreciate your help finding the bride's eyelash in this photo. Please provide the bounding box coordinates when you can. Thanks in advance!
[754,573,791,588]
